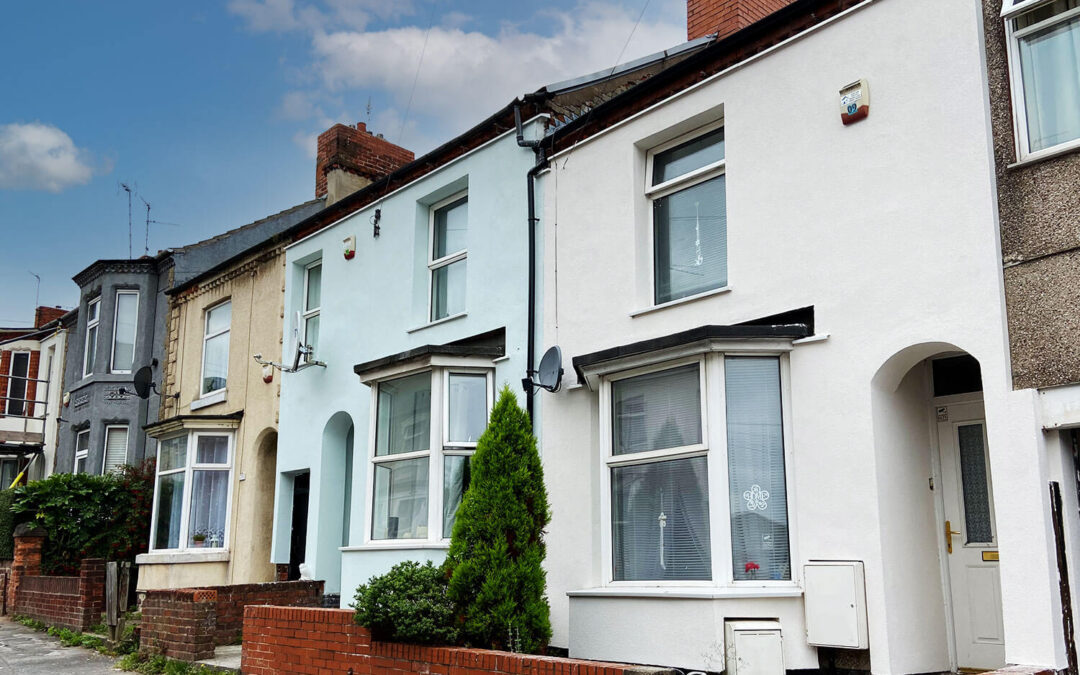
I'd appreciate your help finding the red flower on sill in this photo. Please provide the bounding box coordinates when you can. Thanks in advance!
[745,562,760,573]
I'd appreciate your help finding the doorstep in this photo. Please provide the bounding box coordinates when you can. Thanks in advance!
[196,644,241,673]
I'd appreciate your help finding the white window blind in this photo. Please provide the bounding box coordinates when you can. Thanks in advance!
[103,426,128,474]
[612,364,702,455]
[725,357,790,581]
[111,291,138,372]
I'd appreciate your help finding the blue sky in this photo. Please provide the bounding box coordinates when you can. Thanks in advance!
[0,0,687,326]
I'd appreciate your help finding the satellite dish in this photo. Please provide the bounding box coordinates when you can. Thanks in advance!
[133,366,154,399]
[534,346,563,393]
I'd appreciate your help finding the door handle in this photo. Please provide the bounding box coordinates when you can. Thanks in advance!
[945,519,962,554]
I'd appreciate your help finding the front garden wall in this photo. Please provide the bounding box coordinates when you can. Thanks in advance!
[241,605,675,675]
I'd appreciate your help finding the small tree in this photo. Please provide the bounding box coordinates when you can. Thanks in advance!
[444,386,552,653]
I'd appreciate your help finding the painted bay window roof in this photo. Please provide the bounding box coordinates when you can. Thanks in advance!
[353,328,505,382]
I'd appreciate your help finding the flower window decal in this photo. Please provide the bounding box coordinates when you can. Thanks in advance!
[743,484,770,511]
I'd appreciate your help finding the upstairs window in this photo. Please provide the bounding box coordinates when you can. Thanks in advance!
[647,124,727,305]
[302,261,322,362]
[429,192,468,322]
[83,297,100,377]
[1005,0,1080,157]
[111,290,139,373]
[201,301,231,396]
[5,352,30,417]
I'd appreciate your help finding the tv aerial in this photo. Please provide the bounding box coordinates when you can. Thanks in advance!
[253,311,326,373]
[524,345,563,393]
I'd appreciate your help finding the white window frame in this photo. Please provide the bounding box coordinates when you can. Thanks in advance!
[5,350,30,417]
[101,424,129,474]
[301,260,322,362]
[645,120,728,307]
[1003,0,1080,162]
[148,430,235,553]
[75,428,90,474]
[597,350,797,589]
[200,300,231,398]
[362,365,494,548]
[110,290,139,374]
[83,297,100,378]
[427,190,469,323]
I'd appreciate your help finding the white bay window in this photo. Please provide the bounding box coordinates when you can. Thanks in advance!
[111,290,139,374]
[367,367,491,544]
[151,432,233,551]
[601,354,792,586]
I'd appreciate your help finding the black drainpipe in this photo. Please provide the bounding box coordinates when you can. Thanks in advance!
[515,104,548,425]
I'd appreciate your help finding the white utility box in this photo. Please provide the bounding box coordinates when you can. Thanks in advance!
[804,560,869,649]
[725,620,784,675]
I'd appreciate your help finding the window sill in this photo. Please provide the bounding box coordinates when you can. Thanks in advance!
[567,585,802,600]
[136,550,230,565]
[407,312,467,334]
[1008,138,1080,170]
[341,541,451,552]
[630,287,731,318]
[190,390,226,410]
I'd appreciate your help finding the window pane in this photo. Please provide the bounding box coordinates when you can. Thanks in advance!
[726,357,790,581]
[654,174,727,304]
[196,435,228,464]
[305,264,322,311]
[958,424,993,544]
[84,324,98,374]
[652,127,725,185]
[159,436,187,472]
[448,374,487,443]
[154,472,185,549]
[611,456,711,581]
[431,259,466,321]
[443,455,471,537]
[612,364,701,455]
[304,315,320,359]
[206,302,231,335]
[1019,12,1080,152]
[202,332,229,395]
[433,196,468,259]
[75,456,88,474]
[6,352,29,416]
[103,427,128,473]
[112,292,138,371]
[88,299,99,323]
[372,457,429,540]
[0,460,18,490]
[189,469,228,548]
[375,372,431,456]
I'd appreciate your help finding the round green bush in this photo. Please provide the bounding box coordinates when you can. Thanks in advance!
[352,560,458,645]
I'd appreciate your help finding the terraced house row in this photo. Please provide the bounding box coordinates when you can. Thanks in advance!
[4,0,1080,672]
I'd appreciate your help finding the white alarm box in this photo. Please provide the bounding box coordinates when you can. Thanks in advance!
[804,561,869,649]
[725,620,784,675]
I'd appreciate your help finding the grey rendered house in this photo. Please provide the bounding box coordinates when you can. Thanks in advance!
[57,199,325,475]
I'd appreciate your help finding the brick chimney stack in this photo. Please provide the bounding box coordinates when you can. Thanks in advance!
[316,122,414,206]
[687,0,796,41]
[34,306,65,328]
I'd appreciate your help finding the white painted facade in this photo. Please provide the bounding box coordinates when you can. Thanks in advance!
[0,325,67,481]
[271,119,545,597]
[537,0,1068,672]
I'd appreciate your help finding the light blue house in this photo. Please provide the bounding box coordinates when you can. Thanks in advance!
[269,43,712,606]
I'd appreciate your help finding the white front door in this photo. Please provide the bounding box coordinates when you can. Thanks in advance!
[937,399,1005,671]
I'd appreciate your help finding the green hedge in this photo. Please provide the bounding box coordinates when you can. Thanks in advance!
[11,460,154,574]
[0,489,15,559]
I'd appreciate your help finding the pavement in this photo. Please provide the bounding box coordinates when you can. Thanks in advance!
[198,644,241,672]
[0,618,118,673]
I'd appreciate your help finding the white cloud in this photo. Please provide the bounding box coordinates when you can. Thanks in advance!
[0,122,98,193]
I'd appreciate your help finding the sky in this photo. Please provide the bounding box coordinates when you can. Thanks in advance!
[0,0,688,326]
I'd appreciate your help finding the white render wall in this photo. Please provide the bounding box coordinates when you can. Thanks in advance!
[539,0,1065,671]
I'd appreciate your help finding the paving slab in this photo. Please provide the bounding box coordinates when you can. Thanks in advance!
[197,644,241,672]
[0,618,118,673]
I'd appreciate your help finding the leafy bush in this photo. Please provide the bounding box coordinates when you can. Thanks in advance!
[444,387,552,653]
[0,489,15,559]
[353,560,458,645]
[11,460,154,574]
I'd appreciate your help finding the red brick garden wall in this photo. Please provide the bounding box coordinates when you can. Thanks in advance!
[140,580,323,662]
[12,558,106,631]
[242,606,672,675]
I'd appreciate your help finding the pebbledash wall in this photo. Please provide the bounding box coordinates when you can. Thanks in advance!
[271,118,546,597]
[537,0,1066,672]
[241,605,674,675]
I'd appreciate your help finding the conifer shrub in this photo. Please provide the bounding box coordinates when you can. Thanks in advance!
[444,386,552,653]
[352,560,458,645]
